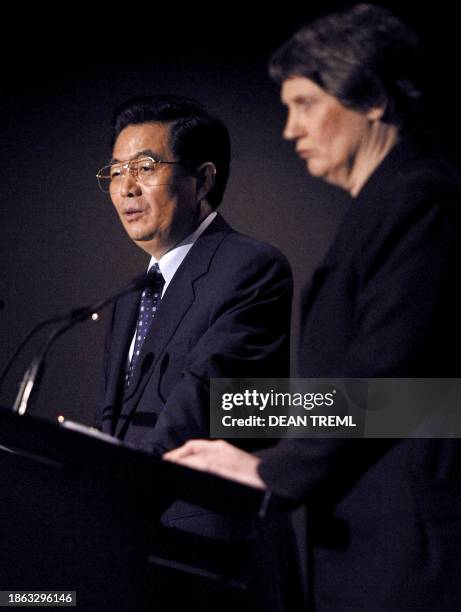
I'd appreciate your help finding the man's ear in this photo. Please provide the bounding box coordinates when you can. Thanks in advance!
[366,105,386,122]
[196,162,216,203]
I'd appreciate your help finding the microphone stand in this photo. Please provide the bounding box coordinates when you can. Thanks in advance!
[12,274,151,416]
[13,310,94,415]
[0,311,84,392]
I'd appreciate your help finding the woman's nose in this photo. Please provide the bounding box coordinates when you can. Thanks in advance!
[283,111,305,140]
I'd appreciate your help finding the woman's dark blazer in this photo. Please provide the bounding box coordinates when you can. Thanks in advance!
[259,139,461,611]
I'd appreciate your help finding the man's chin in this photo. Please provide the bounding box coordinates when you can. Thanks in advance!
[133,234,154,243]
[125,228,156,243]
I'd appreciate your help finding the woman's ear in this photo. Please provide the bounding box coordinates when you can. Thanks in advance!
[196,162,217,203]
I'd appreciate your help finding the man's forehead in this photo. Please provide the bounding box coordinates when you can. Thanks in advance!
[112,122,173,160]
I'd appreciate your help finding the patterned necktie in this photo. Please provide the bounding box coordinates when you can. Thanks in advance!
[125,263,165,389]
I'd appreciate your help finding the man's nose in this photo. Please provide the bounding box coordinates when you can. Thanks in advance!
[119,171,142,197]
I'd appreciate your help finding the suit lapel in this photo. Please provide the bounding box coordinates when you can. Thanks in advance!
[114,214,233,438]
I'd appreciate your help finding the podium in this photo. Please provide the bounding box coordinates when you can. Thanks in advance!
[0,407,274,611]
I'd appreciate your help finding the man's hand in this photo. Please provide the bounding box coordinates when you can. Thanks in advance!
[164,439,266,490]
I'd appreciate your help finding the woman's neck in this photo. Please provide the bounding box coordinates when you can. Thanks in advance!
[349,123,400,197]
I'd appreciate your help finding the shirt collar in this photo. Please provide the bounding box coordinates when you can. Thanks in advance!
[147,211,217,290]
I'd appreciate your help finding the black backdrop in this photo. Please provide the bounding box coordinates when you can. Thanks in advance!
[1,2,458,424]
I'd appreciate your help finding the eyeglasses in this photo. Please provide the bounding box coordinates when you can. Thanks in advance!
[96,156,182,193]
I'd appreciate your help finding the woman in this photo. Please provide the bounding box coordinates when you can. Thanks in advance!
[166,5,461,610]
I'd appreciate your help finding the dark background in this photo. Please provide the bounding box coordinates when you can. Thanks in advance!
[1,2,458,424]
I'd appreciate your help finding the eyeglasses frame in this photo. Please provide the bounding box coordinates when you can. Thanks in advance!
[96,156,183,193]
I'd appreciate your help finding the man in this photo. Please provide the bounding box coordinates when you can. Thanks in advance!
[165,5,461,611]
[95,95,292,455]
[94,96,302,611]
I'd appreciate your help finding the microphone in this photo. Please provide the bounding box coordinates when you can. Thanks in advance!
[10,273,155,416]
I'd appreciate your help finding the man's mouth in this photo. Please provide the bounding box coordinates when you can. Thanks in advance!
[123,207,144,220]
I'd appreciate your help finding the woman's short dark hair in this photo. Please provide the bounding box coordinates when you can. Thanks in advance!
[269,3,422,127]
[111,95,230,209]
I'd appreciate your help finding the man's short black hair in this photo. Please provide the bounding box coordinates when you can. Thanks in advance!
[269,3,422,127]
[111,95,230,209]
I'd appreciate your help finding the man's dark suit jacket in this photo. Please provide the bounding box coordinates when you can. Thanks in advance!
[258,139,461,611]
[97,214,303,611]
[96,213,294,533]
[97,214,292,451]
